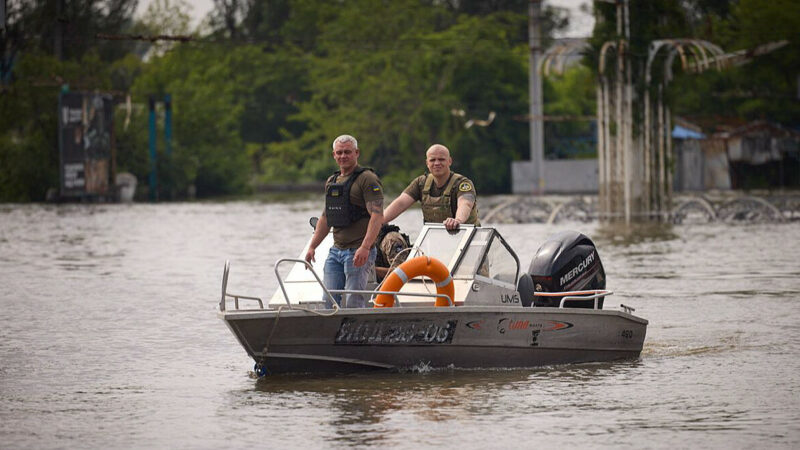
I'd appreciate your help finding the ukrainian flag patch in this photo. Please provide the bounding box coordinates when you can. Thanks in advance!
[372,185,382,192]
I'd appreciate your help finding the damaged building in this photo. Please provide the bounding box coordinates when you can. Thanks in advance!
[674,120,800,191]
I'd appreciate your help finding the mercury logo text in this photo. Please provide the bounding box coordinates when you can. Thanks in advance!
[560,251,595,286]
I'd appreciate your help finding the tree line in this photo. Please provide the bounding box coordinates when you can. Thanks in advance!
[1,0,797,201]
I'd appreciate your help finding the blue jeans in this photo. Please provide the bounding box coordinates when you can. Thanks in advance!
[323,246,376,308]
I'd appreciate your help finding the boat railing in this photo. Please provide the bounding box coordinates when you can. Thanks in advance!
[273,258,453,310]
[273,258,336,309]
[533,289,613,310]
[225,260,617,312]
[220,260,264,312]
[330,290,454,307]
[220,259,454,312]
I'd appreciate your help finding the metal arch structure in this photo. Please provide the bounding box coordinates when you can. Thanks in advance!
[597,37,633,224]
[540,39,590,76]
[770,194,800,221]
[597,16,732,224]
[645,39,727,87]
[716,196,785,223]
[642,39,728,221]
[671,197,717,224]
[597,40,618,221]
[594,0,633,223]
[478,194,792,225]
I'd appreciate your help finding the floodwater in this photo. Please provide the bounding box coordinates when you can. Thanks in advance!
[1,200,799,448]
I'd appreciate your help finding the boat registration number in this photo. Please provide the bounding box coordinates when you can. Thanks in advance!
[335,318,458,345]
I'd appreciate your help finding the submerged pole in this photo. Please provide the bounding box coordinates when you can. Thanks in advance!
[596,82,606,218]
[164,94,172,157]
[528,0,544,193]
[623,0,632,224]
[148,96,158,201]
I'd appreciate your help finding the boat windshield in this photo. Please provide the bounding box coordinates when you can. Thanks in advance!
[410,226,468,268]
[453,228,492,278]
[408,226,519,284]
[479,234,519,285]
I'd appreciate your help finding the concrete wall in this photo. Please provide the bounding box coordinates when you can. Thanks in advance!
[702,139,732,190]
[674,139,704,191]
[511,161,539,193]
[512,159,598,194]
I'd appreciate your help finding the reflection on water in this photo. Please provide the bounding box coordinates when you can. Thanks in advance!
[592,221,681,247]
[1,202,799,448]
[247,363,649,446]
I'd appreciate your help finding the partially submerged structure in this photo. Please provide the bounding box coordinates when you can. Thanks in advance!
[674,120,800,191]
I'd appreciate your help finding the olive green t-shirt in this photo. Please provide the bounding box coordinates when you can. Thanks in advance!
[403,173,477,213]
[324,167,383,249]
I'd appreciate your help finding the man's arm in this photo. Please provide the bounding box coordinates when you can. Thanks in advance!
[354,199,384,267]
[375,265,390,280]
[455,193,475,222]
[443,193,476,230]
[304,214,331,265]
[382,193,415,224]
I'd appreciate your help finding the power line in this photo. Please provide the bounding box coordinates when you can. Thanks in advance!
[90,32,586,47]
[96,32,193,43]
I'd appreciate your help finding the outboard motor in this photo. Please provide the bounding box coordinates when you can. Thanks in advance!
[528,231,605,309]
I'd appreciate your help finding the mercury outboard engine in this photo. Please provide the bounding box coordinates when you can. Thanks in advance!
[527,231,605,309]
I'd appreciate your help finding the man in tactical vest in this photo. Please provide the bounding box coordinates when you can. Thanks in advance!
[304,135,384,308]
[383,144,479,230]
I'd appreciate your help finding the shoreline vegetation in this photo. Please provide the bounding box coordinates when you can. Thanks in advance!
[1,1,797,203]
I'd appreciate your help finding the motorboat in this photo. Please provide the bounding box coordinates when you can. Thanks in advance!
[218,223,648,375]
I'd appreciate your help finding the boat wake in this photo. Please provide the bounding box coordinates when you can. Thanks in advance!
[642,334,742,358]
[406,361,435,373]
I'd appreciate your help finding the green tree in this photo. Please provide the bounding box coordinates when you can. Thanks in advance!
[671,0,800,124]
[0,53,112,201]
[587,0,799,127]
[263,1,539,193]
[138,0,194,57]
[127,44,260,198]
[0,0,137,201]
[2,0,139,62]
[543,65,597,159]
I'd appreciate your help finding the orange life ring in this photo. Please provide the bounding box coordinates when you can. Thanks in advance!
[374,256,455,308]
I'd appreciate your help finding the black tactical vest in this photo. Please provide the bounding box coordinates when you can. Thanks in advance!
[325,167,371,228]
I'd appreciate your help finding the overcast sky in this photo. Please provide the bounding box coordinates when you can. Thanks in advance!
[136,0,595,38]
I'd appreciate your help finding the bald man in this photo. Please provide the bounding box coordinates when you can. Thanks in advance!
[383,144,480,230]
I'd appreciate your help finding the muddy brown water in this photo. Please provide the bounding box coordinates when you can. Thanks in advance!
[1,201,798,448]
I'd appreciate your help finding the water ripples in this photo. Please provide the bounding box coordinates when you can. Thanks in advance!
[1,202,799,448]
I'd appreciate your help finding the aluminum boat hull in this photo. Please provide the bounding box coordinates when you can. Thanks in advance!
[221,306,648,374]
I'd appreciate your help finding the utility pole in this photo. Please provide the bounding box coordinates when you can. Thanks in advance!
[148,96,158,201]
[147,94,174,201]
[55,0,65,60]
[528,0,544,193]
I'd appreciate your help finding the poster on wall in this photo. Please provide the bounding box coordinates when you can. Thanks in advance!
[59,92,114,198]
